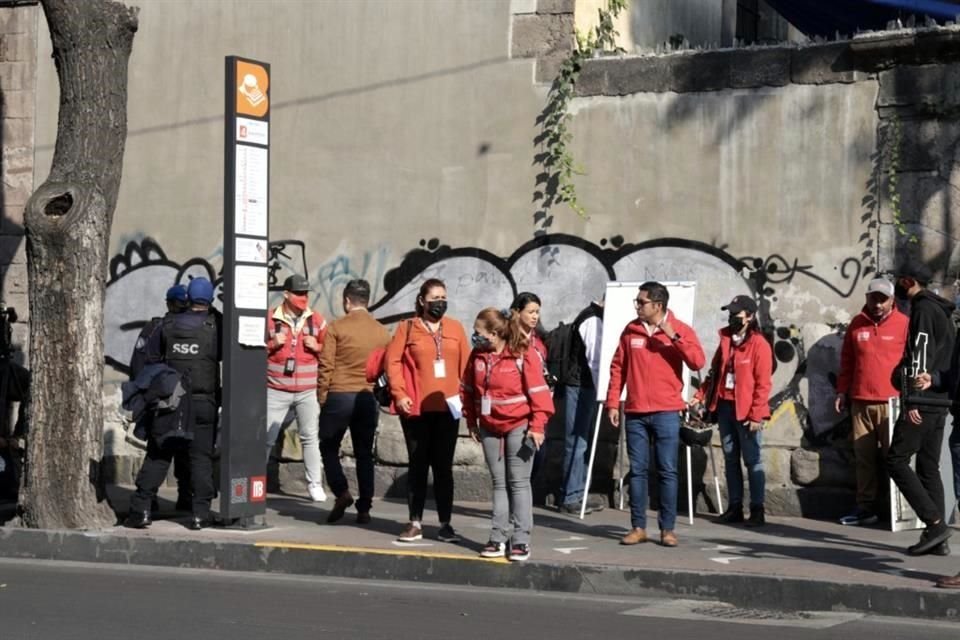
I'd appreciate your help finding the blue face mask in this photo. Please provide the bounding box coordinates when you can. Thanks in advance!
[471,332,492,351]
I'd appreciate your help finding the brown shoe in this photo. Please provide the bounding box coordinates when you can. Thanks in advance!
[660,530,678,547]
[620,528,648,545]
[356,511,371,525]
[397,522,423,542]
[936,573,960,589]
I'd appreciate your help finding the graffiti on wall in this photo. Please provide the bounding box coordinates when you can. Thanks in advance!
[104,234,864,434]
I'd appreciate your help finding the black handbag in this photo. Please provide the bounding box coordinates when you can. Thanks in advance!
[680,369,717,447]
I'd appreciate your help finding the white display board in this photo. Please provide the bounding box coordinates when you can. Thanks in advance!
[596,281,698,402]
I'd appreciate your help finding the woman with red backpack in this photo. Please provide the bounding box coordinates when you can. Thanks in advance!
[462,308,555,561]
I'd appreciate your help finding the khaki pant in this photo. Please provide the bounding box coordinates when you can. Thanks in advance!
[851,400,890,510]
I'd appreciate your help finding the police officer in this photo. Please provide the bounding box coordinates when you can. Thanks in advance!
[128,284,192,512]
[124,277,222,531]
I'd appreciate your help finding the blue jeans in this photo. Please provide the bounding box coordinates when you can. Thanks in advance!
[949,418,960,505]
[717,400,765,508]
[558,385,597,506]
[625,411,679,531]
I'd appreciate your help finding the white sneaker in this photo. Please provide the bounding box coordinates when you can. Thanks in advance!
[308,483,328,502]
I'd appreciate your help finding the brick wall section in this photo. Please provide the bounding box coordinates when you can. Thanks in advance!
[510,0,574,83]
[0,3,37,362]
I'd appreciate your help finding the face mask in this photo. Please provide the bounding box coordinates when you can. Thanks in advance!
[728,314,745,333]
[471,332,492,351]
[425,300,447,320]
[286,293,308,313]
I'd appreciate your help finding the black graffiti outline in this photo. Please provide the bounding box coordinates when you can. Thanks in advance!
[740,254,864,300]
[371,234,749,323]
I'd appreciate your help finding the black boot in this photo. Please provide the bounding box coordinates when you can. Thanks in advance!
[123,510,152,529]
[718,503,744,524]
[745,505,765,527]
[932,540,951,557]
[187,515,214,531]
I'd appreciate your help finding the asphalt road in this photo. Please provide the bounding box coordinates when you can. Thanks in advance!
[0,559,956,640]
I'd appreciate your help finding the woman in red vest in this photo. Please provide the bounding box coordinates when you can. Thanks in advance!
[462,308,555,561]
[386,278,471,544]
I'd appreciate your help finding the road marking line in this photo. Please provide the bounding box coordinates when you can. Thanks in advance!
[700,545,741,551]
[554,536,586,542]
[553,547,589,555]
[709,556,746,565]
[254,541,509,563]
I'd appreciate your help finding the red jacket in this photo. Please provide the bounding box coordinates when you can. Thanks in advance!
[461,348,555,435]
[530,333,547,362]
[696,329,773,423]
[836,307,909,402]
[265,305,328,393]
[606,313,706,413]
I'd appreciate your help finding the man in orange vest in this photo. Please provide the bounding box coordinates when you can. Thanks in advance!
[265,274,328,502]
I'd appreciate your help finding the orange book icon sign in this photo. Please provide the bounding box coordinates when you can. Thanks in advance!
[236,60,269,118]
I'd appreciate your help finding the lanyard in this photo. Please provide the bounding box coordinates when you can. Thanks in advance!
[421,319,443,361]
[286,311,305,349]
[483,352,507,392]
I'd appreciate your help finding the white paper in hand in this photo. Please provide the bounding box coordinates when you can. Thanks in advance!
[446,395,463,420]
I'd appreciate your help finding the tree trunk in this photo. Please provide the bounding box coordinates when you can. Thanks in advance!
[17,0,138,529]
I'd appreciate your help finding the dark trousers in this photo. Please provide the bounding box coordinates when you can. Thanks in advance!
[319,391,379,513]
[401,411,458,523]
[131,398,218,519]
[949,418,960,505]
[887,409,947,525]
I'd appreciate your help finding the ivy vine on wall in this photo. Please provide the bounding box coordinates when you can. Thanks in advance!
[533,0,628,235]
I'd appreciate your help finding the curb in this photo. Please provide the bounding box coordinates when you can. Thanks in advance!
[0,527,958,620]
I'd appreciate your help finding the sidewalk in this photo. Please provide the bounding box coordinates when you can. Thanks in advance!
[1,485,959,620]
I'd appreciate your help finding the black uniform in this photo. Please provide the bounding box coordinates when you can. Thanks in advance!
[129,315,191,507]
[129,309,221,520]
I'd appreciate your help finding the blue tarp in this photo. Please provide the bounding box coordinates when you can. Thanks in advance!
[764,0,960,38]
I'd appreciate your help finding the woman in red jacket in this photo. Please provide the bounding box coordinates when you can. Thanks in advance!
[693,295,773,527]
[385,278,471,544]
[510,292,547,362]
[462,308,555,561]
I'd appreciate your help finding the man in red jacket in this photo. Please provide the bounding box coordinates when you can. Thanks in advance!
[834,277,908,528]
[607,281,706,547]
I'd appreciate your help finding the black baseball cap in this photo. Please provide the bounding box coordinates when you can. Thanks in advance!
[282,274,311,292]
[722,295,758,315]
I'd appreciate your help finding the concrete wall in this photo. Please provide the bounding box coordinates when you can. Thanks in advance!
[16,2,960,513]
[0,3,36,366]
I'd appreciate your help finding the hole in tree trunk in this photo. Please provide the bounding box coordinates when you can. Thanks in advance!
[44,192,74,217]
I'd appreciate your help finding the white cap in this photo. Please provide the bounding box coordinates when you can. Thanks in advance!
[866,277,894,298]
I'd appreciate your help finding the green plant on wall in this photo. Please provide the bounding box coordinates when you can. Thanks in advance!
[883,116,917,243]
[534,0,627,227]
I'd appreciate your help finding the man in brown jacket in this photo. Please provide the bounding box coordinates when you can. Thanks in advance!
[317,279,390,524]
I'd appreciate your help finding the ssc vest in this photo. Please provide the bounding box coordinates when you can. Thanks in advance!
[162,314,219,396]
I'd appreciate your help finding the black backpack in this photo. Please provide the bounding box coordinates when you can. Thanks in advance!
[544,321,577,384]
